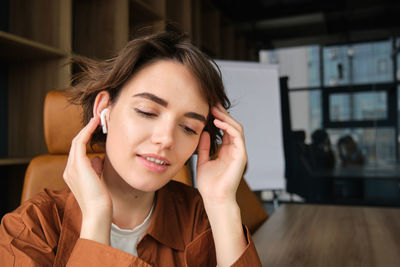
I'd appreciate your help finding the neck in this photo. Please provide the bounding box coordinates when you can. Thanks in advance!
[102,155,155,230]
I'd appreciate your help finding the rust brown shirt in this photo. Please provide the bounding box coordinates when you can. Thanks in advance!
[0,181,261,266]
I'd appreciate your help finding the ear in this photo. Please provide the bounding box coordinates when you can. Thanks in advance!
[93,91,111,119]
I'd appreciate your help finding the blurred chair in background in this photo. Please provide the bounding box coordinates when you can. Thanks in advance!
[309,129,336,171]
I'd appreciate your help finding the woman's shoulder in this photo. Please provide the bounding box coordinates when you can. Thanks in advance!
[18,188,71,214]
[2,188,71,231]
[0,188,71,246]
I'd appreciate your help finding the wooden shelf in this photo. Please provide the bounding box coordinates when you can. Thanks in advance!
[73,0,129,60]
[0,31,66,62]
[0,157,31,166]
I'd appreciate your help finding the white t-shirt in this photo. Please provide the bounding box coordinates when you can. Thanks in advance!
[110,203,155,257]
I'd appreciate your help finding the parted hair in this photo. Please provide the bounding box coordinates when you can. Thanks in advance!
[67,31,230,156]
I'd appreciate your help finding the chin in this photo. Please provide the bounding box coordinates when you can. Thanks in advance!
[122,173,171,192]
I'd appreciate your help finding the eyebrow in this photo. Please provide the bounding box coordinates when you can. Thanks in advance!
[185,112,207,123]
[134,92,168,107]
[133,92,207,124]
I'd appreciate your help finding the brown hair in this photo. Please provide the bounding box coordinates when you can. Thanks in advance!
[67,31,230,155]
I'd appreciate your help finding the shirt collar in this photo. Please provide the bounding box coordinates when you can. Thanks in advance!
[145,182,186,251]
[62,182,187,252]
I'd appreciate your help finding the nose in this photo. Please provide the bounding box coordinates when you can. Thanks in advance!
[151,121,175,150]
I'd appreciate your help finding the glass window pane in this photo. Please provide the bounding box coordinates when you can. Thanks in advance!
[259,45,320,89]
[374,128,396,164]
[352,41,392,84]
[309,90,322,132]
[323,46,349,86]
[308,46,320,88]
[330,94,351,121]
[353,91,387,120]
[324,40,393,86]
[327,128,396,165]
[330,91,387,121]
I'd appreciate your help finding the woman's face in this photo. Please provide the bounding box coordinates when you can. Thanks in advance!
[104,60,209,192]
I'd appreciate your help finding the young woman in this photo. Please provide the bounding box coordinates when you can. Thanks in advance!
[0,32,261,266]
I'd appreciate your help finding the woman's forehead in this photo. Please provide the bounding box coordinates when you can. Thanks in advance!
[119,60,209,112]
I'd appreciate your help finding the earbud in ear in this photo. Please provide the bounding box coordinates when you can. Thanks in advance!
[100,108,109,134]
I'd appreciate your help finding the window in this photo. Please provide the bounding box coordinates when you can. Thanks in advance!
[329,94,351,121]
[329,91,387,122]
[260,45,320,89]
[260,38,400,165]
[328,128,396,165]
[323,40,393,86]
[289,90,321,141]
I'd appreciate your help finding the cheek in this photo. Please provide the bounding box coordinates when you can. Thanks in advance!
[107,115,147,147]
[175,135,200,161]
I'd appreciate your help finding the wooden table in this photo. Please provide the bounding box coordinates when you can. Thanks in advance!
[253,204,400,267]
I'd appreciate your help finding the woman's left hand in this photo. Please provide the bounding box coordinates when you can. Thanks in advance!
[196,103,247,205]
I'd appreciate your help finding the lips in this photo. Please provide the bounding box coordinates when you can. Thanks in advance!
[137,154,171,173]
[138,154,170,165]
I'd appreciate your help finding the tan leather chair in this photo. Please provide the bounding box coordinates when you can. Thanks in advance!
[21,90,267,233]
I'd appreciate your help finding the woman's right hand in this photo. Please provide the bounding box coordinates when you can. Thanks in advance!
[63,116,112,244]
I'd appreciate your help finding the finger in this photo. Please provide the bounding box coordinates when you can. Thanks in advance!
[216,120,232,146]
[197,131,211,166]
[68,116,100,173]
[214,105,242,132]
[73,116,101,156]
[211,106,243,134]
[214,119,245,148]
[221,128,232,146]
[75,116,100,144]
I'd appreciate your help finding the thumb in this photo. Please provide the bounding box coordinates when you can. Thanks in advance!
[197,131,210,166]
[91,156,104,177]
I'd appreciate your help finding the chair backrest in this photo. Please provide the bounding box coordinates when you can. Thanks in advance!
[236,178,268,233]
[22,90,267,233]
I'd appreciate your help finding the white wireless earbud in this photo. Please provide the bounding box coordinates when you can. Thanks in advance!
[100,108,109,134]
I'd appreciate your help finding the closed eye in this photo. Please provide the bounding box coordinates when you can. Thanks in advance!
[135,108,197,135]
[135,108,156,118]
[180,124,197,135]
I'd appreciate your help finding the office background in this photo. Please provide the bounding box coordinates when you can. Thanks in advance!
[1,0,400,218]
